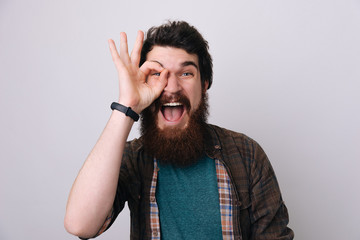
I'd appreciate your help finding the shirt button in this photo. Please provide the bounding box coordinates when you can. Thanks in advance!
[215,145,221,149]
[153,230,158,236]
[150,196,155,202]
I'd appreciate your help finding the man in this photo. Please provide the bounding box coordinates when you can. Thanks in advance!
[65,21,294,240]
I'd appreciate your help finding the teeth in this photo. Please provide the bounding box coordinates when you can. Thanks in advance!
[163,102,182,107]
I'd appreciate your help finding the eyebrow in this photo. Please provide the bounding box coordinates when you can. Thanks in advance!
[149,60,164,67]
[149,60,199,70]
[181,61,198,70]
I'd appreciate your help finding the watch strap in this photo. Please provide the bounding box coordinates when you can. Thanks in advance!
[110,102,139,122]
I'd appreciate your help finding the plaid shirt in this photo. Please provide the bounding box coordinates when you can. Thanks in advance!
[91,124,294,240]
[149,158,235,240]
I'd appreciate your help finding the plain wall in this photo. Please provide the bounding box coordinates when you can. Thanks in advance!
[1,0,359,239]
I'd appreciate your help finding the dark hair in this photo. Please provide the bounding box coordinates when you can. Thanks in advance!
[140,21,213,89]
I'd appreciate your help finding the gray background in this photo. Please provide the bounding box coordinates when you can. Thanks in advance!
[1,0,359,239]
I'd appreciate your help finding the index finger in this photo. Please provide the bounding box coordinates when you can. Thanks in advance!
[130,31,144,66]
[139,61,164,77]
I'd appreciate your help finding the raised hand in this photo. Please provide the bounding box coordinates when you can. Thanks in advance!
[108,31,168,114]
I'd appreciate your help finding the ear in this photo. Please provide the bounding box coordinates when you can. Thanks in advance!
[203,80,209,91]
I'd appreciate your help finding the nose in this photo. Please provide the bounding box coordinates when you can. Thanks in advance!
[163,72,182,94]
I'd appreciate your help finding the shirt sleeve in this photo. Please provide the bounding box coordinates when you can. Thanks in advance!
[248,141,294,240]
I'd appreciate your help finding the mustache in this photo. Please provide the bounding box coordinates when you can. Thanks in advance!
[154,92,191,112]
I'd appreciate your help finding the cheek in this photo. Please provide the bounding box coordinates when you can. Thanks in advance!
[189,93,202,112]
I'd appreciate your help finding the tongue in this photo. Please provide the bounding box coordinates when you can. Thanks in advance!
[163,106,183,121]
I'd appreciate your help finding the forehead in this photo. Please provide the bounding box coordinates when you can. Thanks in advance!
[146,46,199,69]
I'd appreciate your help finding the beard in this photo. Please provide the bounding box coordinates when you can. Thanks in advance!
[140,90,209,167]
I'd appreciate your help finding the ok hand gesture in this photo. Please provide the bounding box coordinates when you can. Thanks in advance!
[108,31,168,114]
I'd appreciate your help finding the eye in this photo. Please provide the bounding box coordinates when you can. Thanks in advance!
[182,72,193,77]
[152,72,161,76]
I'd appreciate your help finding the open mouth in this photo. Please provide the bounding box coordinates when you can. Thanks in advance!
[161,102,185,122]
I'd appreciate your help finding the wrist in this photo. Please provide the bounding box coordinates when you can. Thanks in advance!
[118,98,142,114]
[111,102,140,122]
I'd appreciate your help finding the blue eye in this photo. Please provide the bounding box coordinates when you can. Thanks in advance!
[153,72,161,76]
[182,72,193,76]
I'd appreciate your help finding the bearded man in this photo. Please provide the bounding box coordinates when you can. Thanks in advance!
[65,21,294,240]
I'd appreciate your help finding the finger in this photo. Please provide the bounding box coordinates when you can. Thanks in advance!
[139,61,164,77]
[108,39,124,69]
[130,30,144,66]
[149,69,168,98]
[119,32,130,64]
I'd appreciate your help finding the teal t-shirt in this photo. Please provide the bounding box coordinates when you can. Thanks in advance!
[156,156,223,240]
